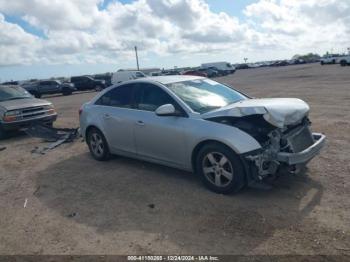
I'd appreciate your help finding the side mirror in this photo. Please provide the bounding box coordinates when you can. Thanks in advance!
[155,104,180,116]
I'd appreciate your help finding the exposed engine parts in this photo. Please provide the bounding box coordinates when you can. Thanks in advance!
[246,121,315,180]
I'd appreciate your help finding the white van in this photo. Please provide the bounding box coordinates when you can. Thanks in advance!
[111,71,147,85]
[201,62,236,74]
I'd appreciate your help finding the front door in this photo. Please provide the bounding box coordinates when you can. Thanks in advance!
[133,83,187,167]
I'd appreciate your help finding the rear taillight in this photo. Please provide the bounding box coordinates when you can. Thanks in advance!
[79,107,83,116]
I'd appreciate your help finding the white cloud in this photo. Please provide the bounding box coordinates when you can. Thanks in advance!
[0,14,42,66]
[244,0,350,53]
[0,0,349,68]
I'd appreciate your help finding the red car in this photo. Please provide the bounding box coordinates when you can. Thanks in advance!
[182,70,207,77]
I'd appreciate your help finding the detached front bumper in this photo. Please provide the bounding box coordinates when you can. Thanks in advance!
[276,133,326,165]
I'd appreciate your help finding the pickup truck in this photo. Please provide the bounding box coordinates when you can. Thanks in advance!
[320,55,349,65]
[70,76,106,91]
[23,80,76,98]
[0,85,57,139]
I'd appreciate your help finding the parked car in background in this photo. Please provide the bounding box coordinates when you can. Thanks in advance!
[271,60,289,67]
[212,66,231,76]
[111,71,147,85]
[150,71,162,76]
[22,80,76,98]
[198,68,219,78]
[320,54,345,65]
[161,70,181,76]
[235,64,250,70]
[0,85,57,139]
[2,81,19,86]
[289,59,306,65]
[201,62,236,74]
[80,76,325,194]
[93,74,112,87]
[182,70,207,77]
[70,76,106,91]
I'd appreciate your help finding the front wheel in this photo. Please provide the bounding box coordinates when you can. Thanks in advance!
[87,128,110,161]
[196,143,245,194]
[62,90,72,96]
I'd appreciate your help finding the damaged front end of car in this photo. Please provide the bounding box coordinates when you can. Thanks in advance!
[204,98,326,186]
[244,117,325,179]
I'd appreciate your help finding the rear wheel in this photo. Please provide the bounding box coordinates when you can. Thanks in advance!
[340,60,347,67]
[196,143,245,194]
[95,85,103,92]
[87,127,110,161]
[62,89,72,96]
[0,126,6,140]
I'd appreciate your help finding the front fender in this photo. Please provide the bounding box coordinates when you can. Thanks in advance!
[188,119,262,155]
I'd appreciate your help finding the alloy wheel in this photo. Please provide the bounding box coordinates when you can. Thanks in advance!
[90,132,105,157]
[202,152,234,187]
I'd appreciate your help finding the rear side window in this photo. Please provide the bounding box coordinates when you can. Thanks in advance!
[96,84,134,108]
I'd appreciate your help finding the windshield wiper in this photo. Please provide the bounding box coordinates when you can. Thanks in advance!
[198,106,221,114]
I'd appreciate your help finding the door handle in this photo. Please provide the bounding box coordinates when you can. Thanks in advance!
[136,120,145,126]
[103,113,111,119]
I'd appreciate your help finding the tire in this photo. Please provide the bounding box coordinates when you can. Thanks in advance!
[33,92,41,98]
[340,60,347,67]
[0,126,6,140]
[195,143,246,194]
[95,85,103,92]
[62,90,72,96]
[320,61,324,65]
[87,127,110,161]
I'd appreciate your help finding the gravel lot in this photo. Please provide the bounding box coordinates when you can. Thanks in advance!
[0,63,349,256]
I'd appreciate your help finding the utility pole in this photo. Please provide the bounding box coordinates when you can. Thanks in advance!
[135,46,140,71]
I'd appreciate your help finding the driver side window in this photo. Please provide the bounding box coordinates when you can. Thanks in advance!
[135,84,174,112]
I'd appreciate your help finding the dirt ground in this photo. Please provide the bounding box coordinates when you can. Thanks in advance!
[0,63,349,256]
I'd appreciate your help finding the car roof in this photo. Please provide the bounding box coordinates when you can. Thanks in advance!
[144,75,204,85]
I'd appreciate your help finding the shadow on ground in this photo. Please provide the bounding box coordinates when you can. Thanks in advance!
[35,152,323,253]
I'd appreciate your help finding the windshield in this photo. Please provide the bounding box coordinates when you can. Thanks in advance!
[0,85,32,102]
[166,79,247,113]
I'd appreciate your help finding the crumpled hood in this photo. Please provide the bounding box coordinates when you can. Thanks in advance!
[0,98,51,111]
[202,98,310,128]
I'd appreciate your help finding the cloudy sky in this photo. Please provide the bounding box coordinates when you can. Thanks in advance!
[0,0,349,81]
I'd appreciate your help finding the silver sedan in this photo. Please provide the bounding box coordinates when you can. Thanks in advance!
[79,76,325,193]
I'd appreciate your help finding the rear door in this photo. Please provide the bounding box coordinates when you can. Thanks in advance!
[96,84,138,154]
[48,81,60,93]
[133,83,187,167]
[39,81,56,93]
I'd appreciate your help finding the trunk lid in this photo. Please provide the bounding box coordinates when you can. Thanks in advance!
[202,98,310,128]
